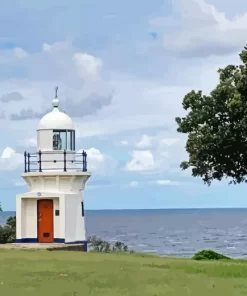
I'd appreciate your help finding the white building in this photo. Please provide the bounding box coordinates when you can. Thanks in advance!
[15,91,91,250]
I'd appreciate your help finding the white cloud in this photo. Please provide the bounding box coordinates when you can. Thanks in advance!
[75,79,190,139]
[134,134,180,149]
[0,0,244,210]
[14,181,26,187]
[128,181,139,187]
[155,180,179,186]
[78,147,117,175]
[120,140,129,146]
[1,147,15,159]
[20,137,37,148]
[86,148,105,172]
[0,3,242,189]
[0,147,23,170]
[0,40,113,124]
[151,0,247,57]
[124,130,188,176]
[135,134,153,148]
[42,43,51,52]
[160,138,180,146]
[126,150,155,172]
[73,53,103,82]
[76,114,175,138]
[13,47,28,59]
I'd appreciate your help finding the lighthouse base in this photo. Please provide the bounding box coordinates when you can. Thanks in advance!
[1,242,87,251]
[16,191,87,246]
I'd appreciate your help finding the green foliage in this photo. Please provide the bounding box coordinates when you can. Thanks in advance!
[176,45,247,185]
[0,202,2,212]
[192,250,231,261]
[0,216,16,244]
[6,216,16,230]
[88,236,130,253]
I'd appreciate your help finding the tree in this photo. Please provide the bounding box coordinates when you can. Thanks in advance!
[0,202,2,212]
[176,45,247,185]
[0,202,16,244]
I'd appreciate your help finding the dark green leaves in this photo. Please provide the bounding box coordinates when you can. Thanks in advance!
[176,45,247,185]
[192,250,231,261]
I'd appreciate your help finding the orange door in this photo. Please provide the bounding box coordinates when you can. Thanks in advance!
[37,199,54,243]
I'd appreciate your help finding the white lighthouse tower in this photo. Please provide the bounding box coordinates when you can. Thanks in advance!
[15,88,91,251]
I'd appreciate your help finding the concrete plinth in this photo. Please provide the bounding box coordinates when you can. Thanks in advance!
[0,243,87,251]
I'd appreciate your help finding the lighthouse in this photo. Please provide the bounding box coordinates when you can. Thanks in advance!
[15,88,91,251]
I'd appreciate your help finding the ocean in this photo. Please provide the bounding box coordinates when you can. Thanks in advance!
[2,208,247,258]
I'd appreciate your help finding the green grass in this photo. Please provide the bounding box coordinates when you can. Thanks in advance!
[1,249,247,295]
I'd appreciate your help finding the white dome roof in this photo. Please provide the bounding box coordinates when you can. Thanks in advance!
[38,99,74,130]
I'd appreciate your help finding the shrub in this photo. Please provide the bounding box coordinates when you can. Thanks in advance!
[6,216,16,229]
[0,216,16,244]
[88,236,130,253]
[192,250,231,261]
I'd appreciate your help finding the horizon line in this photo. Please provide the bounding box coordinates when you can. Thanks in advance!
[2,207,247,212]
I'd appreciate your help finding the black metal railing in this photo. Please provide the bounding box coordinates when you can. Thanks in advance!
[24,150,87,173]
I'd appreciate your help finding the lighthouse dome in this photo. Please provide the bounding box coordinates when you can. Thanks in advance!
[38,98,74,130]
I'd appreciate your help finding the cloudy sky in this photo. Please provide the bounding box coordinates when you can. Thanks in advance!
[1,0,247,210]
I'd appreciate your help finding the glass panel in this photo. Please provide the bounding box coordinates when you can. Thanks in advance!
[53,131,60,150]
[53,130,76,150]
[67,131,71,150]
[67,130,75,151]
[72,131,75,150]
[59,131,66,150]
[53,131,66,150]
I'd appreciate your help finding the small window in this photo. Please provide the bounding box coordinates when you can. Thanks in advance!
[67,131,75,151]
[53,132,61,150]
[81,202,84,217]
[70,130,75,151]
[72,131,75,150]
[67,131,71,151]
[60,132,66,150]
[53,130,75,150]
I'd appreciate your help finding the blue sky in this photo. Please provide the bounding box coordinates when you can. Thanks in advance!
[1,0,247,210]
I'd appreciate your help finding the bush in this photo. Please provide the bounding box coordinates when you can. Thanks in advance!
[192,250,231,261]
[6,216,16,229]
[88,236,130,253]
[0,216,16,244]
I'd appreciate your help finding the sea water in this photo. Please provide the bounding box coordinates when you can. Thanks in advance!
[2,208,247,258]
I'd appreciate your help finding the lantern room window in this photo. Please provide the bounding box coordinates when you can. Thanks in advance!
[52,130,75,151]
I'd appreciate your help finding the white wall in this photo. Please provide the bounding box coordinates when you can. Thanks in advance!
[58,194,65,240]
[16,180,89,243]
[53,198,59,238]
[65,193,86,242]
[22,199,37,239]
[53,196,65,239]
[16,194,65,241]
[39,152,76,171]
[23,173,90,193]
[16,196,22,239]
[37,130,52,150]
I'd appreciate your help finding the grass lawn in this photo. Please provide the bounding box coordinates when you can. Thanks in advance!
[1,249,247,295]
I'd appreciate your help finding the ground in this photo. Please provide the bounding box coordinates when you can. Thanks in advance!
[1,249,247,295]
